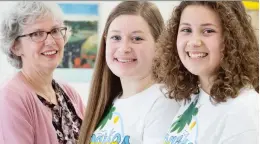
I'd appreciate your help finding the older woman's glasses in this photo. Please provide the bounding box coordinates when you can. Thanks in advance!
[16,27,67,42]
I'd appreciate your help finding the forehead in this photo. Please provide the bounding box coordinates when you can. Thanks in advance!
[108,15,151,34]
[180,5,221,26]
[23,15,63,33]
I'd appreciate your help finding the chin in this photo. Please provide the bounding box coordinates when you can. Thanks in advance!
[112,71,134,78]
[45,63,59,70]
[186,68,202,76]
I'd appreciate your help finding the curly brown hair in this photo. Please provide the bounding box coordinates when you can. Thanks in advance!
[152,1,259,103]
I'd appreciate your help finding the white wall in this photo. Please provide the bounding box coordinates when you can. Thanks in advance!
[0,1,180,105]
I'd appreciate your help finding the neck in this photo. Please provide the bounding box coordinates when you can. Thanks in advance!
[21,66,55,101]
[199,75,216,95]
[120,74,154,98]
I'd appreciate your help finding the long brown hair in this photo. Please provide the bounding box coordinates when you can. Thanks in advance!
[78,1,164,143]
[152,1,259,103]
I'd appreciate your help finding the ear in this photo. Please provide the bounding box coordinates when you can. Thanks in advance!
[11,40,23,56]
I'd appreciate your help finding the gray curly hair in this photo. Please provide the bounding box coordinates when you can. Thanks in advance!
[0,1,69,69]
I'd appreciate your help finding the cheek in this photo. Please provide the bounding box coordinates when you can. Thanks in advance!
[137,43,154,60]
[214,49,222,67]
[143,50,154,65]
[105,43,114,56]
[57,39,65,49]
[29,43,42,57]
[146,44,155,58]
[176,37,186,56]
[105,43,116,63]
[207,41,223,69]
[210,41,222,59]
[19,41,34,55]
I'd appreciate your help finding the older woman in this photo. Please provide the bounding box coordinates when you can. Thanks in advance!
[0,2,85,144]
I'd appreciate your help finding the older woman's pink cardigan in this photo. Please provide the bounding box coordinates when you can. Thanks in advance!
[0,72,85,144]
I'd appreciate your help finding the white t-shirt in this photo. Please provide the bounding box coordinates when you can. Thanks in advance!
[164,87,259,144]
[91,84,180,144]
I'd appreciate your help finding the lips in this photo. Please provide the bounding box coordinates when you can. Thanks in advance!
[187,51,208,58]
[115,58,137,63]
[41,50,58,56]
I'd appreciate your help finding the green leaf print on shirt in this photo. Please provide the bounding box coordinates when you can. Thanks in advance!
[96,106,116,130]
[170,98,199,133]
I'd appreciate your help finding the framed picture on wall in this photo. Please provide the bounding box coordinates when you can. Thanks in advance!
[53,2,99,83]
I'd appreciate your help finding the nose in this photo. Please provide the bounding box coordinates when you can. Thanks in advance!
[44,33,56,45]
[187,39,202,48]
[118,39,131,53]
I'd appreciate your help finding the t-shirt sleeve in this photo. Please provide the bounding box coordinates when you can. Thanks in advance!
[0,88,34,144]
[219,97,259,144]
[143,96,180,144]
[221,130,258,144]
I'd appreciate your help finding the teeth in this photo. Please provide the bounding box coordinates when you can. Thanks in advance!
[117,59,134,63]
[188,52,207,58]
[43,51,57,56]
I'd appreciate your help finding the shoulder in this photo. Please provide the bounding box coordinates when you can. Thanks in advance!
[226,87,258,124]
[144,84,180,117]
[142,83,170,100]
[228,87,258,113]
[0,73,35,122]
[152,84,182,107]
[218,88,259,141]
[0,73,32,104]
[142,85,180,142]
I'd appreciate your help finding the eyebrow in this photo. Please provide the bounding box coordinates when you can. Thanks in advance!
[110,30,121,33]
[132,30,144,34]
[109,30,145,35]
[201,23,218,28]
[30,25,61,32]
[180,22,218,28]
[179,23,191,26]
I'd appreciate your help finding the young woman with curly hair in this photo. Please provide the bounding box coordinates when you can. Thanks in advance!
[152,1,259,143]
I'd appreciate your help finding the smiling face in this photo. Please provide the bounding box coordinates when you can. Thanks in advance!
[177,5,224,79]
[14,16,65,73]
[105,14,155,80]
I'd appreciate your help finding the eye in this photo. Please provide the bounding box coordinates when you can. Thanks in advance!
[203,29,216,34]
[180,28,192,33]
[31,31,45,38]
[110,35,121,41]
[132,36,144,42]
[51,28,60,34]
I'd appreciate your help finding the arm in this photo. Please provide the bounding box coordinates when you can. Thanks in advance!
[0,88,34,144]
[143,96,180,144]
